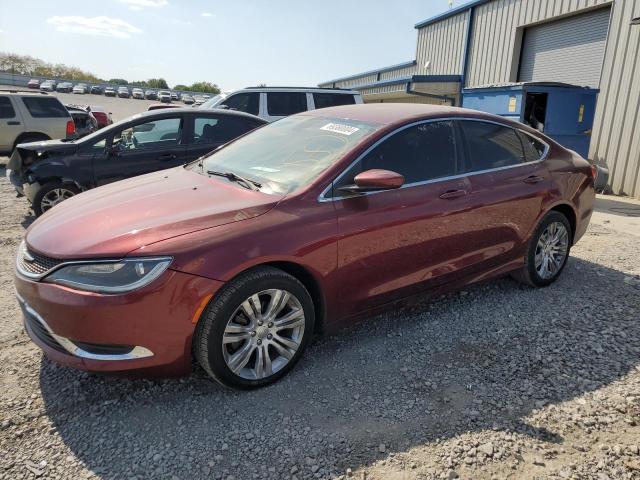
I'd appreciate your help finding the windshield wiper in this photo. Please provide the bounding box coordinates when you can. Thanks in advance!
[207,170,262,191]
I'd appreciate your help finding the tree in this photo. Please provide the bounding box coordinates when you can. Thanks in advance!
[188,82,221,94]
[172,84,189,91]
[146,78,169,89]
[108,78,129,85]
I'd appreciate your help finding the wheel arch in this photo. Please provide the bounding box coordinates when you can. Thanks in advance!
[12,132,51,151]
[548,203,577,244]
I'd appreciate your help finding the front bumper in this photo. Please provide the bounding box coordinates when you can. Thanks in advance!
[6,168,24,196]
[14,269,223,376]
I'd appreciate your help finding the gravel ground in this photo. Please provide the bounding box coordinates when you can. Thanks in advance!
[0,161,639,480]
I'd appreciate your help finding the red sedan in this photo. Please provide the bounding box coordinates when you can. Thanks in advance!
[14,104,595,389]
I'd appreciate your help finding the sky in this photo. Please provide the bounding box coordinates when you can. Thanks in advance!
[0,0,455,90]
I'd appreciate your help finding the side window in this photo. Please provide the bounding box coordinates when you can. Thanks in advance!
[113,117,183,152]
[266,92,308,116]
[193,116,258,145]
[221,93,259,116]
[79,137,106,154]
[335,121,457,190]
[21,97,69,118]
[459,121,524,173]
[517,130,547,162]
[313,93,356,109]
[0,97,16,118]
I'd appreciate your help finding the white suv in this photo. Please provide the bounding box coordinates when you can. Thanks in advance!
[0,90,75,156]
[200,87,363,122]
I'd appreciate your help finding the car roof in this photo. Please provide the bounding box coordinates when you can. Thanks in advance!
[127,107,267,123]
[303,103,507,126]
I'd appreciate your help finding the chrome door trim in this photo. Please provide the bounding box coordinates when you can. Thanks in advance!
[318,117,550,203]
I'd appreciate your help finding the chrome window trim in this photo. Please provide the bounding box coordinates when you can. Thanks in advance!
[317,117,550,203]
[17,293,153,361]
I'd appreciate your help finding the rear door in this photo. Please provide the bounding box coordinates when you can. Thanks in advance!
[263,91,308,122]
[183,113,264,162]
[456,119,551,266]
[92,115,187,186]
[0,96,24,152]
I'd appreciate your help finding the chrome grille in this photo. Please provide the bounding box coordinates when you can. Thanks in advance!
[17,243,63,278]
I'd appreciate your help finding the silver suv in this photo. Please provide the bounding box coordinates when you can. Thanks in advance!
[200,87,363,123]
[0,90,75,156]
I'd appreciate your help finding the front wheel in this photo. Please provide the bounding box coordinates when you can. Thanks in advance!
[512,211,572,287]
[194,267,315,389]
[33,182,79,216]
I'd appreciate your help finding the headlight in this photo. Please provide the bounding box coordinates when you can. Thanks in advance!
[44,257,172,294]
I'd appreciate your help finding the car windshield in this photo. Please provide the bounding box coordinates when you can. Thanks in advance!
[193,114,381,194]
[200,93,226,109]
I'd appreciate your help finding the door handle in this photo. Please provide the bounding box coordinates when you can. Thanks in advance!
[523,175,544,184]
[7,121,20,125]
[158,153,177,161]
[439,189,467,199]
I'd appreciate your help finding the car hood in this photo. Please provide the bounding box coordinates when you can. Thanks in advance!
[25,167,284,259]
[7,140,77,171]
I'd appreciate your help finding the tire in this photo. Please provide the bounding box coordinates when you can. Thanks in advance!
[194,266,315,389]
[32,182,80,216]
[512,211,572,287]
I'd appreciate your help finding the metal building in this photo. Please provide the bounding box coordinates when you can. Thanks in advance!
[319,0,640,197]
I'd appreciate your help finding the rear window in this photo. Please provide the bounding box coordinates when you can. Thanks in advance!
[517,131,547,162]
[0,97,16,118]
[21,97,69,118]
[313,93,356,109]
[266,92,308,116]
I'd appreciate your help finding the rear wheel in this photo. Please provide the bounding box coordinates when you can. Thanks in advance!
[194,267,315,389]
[33,182,80,216]
[512,211,572,287]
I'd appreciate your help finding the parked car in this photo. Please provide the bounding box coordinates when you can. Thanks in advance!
[201,86,362,122]
[170,92,179,100]
[90,85,103,95]
[182,94,194,105]
[193,95,206,105]
[158,91,172,103]
[0,90,75,157]
[27,79,41,89]
[7,107,265,215]
[145,90,158,100]
[147,103,182,111]
[104,86,116,97]
[65,104,98,138]
[39,80,56,92]
[72,83,88,94]
[56,82,73,93]
[89,106,113,128]
[132,88,145,99]
[12,104,596,389]
[117,86,130,98]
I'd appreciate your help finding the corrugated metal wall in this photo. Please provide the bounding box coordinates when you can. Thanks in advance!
[518,7,611,87]
[466,0,610,87]
[415,11,469,75]
[590,0,640,196]
[379,64,417,80]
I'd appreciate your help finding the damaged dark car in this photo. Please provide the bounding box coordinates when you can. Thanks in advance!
[6,108,266,215]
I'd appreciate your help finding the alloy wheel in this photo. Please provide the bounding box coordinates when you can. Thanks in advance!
[222,289,305,380]
[534,221,569,280]
[40,188,76,212]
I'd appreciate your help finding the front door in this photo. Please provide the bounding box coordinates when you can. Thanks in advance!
[333,120,483,317]
[93,116,187,186]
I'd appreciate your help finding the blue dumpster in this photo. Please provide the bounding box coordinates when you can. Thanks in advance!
[462,82,599,159]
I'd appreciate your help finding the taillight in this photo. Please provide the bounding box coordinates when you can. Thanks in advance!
[66,120,76,137]
[590,164,598,180]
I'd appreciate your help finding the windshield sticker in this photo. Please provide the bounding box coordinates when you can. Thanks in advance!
[251,166,280,173]
[320,123,360,136]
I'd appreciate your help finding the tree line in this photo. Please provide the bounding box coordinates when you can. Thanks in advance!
[0,52,221,94]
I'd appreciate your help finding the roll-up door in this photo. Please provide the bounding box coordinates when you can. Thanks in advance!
[518,7,611,88]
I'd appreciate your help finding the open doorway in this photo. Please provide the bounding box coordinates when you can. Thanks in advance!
[524,92,548,132]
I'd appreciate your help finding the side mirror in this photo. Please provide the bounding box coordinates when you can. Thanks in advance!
[338,169,405,194]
